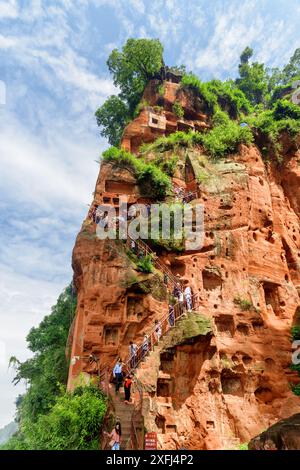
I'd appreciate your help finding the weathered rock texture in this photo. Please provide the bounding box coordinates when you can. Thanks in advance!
[67,79,300,449]
[249,413,300,450]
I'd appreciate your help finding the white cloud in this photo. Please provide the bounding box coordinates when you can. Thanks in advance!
[0,34,17,48]
[0,0,18,19]
[178,0,300,78]
[128,0,145,14]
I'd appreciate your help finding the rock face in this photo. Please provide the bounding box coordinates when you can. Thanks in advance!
[67,79,300,449]
[249,413,300,450]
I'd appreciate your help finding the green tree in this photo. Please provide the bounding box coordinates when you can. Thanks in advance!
[236,47,268,105]
[95,39,164,146]
[10,285,77,421]
[240,46,253,64]
[107,38,164,113]
[282,48,300,83]
[2,385,107,450]
[95,95,130,147]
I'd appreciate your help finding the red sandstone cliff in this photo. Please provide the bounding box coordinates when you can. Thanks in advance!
[67,80,300,450]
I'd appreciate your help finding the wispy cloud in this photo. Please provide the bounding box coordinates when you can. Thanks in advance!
[0,0,18,19]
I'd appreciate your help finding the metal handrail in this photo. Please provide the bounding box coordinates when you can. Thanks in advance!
[98,292,199,393]
[126,236,181,290]
[97,236,197,393]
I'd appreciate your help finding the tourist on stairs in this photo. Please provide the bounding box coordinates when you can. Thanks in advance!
[154,319,162,343]
[124,375,132,404]
[113,359,123,393]
[129,341,138,369]
[173,282,182,301]
[184,285,193,312]
[142,334,149,359]
[104,422,122,450]
[168,305,175,327]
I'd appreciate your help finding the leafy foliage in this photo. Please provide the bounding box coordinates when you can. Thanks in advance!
[181,74,252,118]
[0,287,109,450]
[153,153,179,176]
[2,385,107,450]
[200,118,253,158]
[140,130,203,154]
[236,47,269,105]
[10,286,77,422]
[292,326,300,340]
[95,95,130,147]
[102,146,172,198]
[136,255,154,273]
[95,39,164,145]
[234,297,254,311]
[269,48,300,88]
[172,101,184,119]
[181,73,218,113]
[140,118,253,159]
[107,38,164,114]
[247,99,300,160]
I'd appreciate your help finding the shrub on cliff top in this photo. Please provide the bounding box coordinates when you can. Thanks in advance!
[247,99,300,160]
[181,74,218,114]
[201,119,253,158]
[181,74,252,118]
[102,146,172,198]
[140,130,203,154]
[140,120,253,159]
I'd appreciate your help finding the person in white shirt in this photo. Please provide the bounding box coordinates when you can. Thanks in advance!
[129,341,138,369]
[154,319,162,342]
[113,359,123,393]
[184,286,193,311]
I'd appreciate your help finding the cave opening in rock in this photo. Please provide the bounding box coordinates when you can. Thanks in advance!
[215,315,235,337]
[157,378,172,397]
[155,415,166,434]
[221,370,243,395]
[263,282,281,316]
[202,269,222,291]
[104,326,119,346]
[254,386,273,404]
[160,350,175,373]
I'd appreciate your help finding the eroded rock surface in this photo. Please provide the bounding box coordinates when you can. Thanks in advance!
[249,413,300,450]
[67,79,300,449]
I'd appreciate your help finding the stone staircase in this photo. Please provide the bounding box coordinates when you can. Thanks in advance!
[104,385,135,450]
[100,237,202,449]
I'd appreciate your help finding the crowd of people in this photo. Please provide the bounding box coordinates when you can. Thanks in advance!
[88,187,197,231]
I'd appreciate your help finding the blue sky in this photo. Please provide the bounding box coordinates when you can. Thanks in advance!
[0,0,299,428]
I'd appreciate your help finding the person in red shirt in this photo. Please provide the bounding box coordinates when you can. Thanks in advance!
[124,375,133,403]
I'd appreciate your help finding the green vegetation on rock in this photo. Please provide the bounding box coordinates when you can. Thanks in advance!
[102,146,172,198]
[163,313,213,349]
